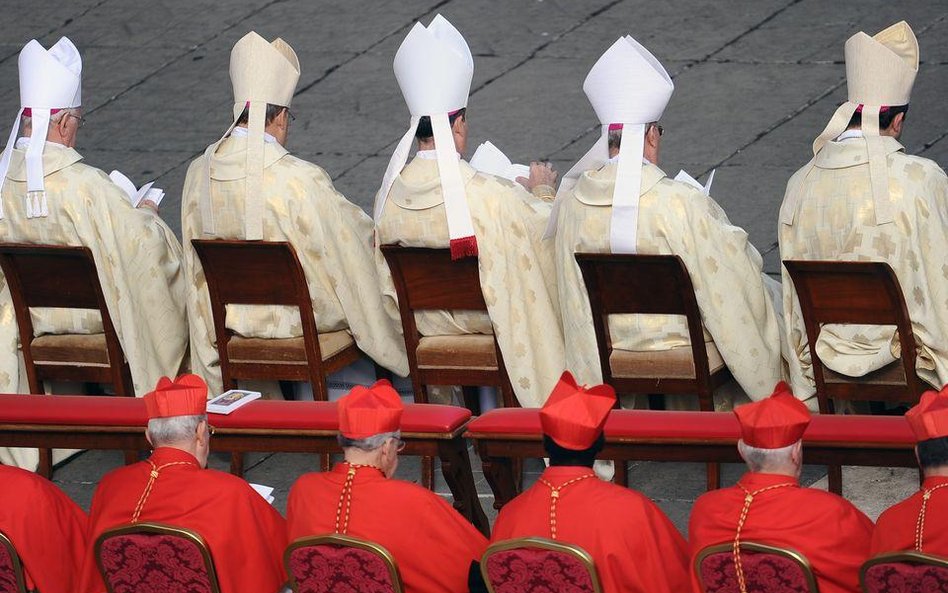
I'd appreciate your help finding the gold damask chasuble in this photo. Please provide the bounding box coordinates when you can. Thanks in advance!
[555,161,786,401]
[181,135,409,396]
[0,143,188,469]
[376,157,566,408]
[780,137,948,396]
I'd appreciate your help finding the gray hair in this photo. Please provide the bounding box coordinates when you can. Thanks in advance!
[607,128,622,151]
[337,431,400,452]
[147,414,206,447]
[738,440,797,473]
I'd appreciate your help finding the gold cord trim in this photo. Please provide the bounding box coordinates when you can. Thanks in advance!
[538,473,595,540]
[733,481,795,593]
[131,460,196,523]
[334,463,382,535]
[914,482,948,552]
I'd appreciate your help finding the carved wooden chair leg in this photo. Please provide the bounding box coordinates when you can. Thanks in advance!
[828,464,843,495]
[320,453,331,473]
[706,462,721,490]
[421,456,435,490]
[38,447,53,479]
[613,460,629,487]
[230,452,245,478]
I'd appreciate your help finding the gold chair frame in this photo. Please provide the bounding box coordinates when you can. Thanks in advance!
[481,537,603,593]
[860,551,948,593]
[94,522,221,593]
[0,531,27,593]
[284,534,403,593]
[694,541,819,593]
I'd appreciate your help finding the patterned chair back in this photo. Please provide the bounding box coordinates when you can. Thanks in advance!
[0,531,26,593]
[482,537,602,593]
[861,552,948,593]
[695,542,818,593]
[285,534,403,593]
[94,523,220,593]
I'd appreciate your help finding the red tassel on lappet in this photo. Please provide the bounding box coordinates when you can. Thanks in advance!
[449,235,478,260]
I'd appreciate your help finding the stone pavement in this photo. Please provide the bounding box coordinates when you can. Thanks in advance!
[2,0,946,531]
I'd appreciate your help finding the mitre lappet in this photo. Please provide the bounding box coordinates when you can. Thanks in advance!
[545,35,674,253]
[373,14,476,259]
[199,31,300,240]
[0,37,82,220]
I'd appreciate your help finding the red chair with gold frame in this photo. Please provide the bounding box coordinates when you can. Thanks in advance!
[861,552,948,593]
[695,541,818,593]
[0,531,26,593]
[482,537,602,593]
[94,522,221,593]
[285,534,403,593]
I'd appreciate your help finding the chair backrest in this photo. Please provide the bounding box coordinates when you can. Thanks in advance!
[695,542,818,593]
[783,260,923,409]
[574,253,711,388]
[482,537,602,593]
[285,534,403,593]
[861,552,948,593]
[95,522,221,593]
[0,531,26,593]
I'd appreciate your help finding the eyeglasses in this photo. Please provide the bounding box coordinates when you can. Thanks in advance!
[64,113,86,128]
[393,438,406,452]
[284,108,296,122]
[207,424,216,437]
[650,122,664,137]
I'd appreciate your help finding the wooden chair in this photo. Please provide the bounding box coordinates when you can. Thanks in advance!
[95,522,221,593]
[285,534,403,593]
[381,245,518,489]
[192,240,361,475]
[482,537,602,593]
[861,552,948,593]
[0,243,136,478]
[576,253,730,490]
[784,260,926,493]
[695,542,819,593]
[0,531,26,593]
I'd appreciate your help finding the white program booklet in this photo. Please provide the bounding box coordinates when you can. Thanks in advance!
[109,170,166,208]
[469,140,531,182]
[674,168,715,196]
[206,389,261,415]
[250,483,275,505]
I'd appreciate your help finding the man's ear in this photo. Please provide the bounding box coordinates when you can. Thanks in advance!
[451,113,465,134]
[890,112,905,136]
[196,419,209,446]
[145,429,154,448]
[791,440,803,464]
[646,125,660,149]
[914,444,921,467]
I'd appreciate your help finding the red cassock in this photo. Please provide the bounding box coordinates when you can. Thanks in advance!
[689,472,874,593]
[871,476,948,556]
[0,465,88,593]
[287,463,488,593]
[491,466,691,593]
[79,447,287,593]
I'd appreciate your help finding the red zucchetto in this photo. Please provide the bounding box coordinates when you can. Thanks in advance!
[143,374,207,419]
[734,381,811,449]
[338,380,404,439]
[540,371,617,450]
[905,385,948,442]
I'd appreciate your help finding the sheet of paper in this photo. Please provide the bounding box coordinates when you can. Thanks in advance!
[470,140,530,182]
[108,170,165,207]
[674,168,715,196]
[250,483,275,505]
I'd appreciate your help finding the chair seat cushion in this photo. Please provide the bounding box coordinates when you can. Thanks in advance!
[863,560,948,593]
[30,333,110,366]
[609,342,724,379]
[824,361,906,386]
[700,548,813,593]
[226,330,353,364]
[416,335,498,370]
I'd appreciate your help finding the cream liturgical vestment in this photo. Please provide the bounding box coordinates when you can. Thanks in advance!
[376,157,566,408]
[0,143,188,468]
[556,162,785,400]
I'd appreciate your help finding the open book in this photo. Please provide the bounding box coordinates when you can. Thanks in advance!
[206,389,261,415]
[109,170,165,208]
[674,169,715,196]
[469,141,531,182]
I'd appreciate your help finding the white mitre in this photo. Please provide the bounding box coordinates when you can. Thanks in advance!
[199,31,300,239]
[374,14,477,259]
[0,37,82,220]
[795,21,918,226]
[544,36,673,253]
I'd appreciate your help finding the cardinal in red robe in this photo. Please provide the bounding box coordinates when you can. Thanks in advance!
[0,465,87,593]
[489,371,691,593]
[287,380,487,593]
[79,375,287,593]
[872,385,948,555]
[689,382,873,593]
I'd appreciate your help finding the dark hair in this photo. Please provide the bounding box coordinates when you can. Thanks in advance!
[415,108,466,141]
[542,433,605,468]
[235,103,287,126]
[846,104,909,131]
[918,436,948,471]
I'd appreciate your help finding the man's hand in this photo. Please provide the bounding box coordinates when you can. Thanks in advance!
[138,199,159,214]
[516,161,558,192]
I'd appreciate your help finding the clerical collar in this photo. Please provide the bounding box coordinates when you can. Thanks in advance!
[416,149,462,160]
[606,154,652,165]
[835,129,864,142]
[15,137,68,150]
[230,125,279,145]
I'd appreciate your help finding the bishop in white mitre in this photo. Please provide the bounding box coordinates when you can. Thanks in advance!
[551,36,785,405]
[0,38,187,469]
[373,15,566,408]
[780,21,948,397]
[181,32,409,397]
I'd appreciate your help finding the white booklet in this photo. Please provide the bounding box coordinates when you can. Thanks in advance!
[206,389,261,415]
[109,170,166,208]
[250,483,275,505]
[469,140,531,182]
[674,168,715,196]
